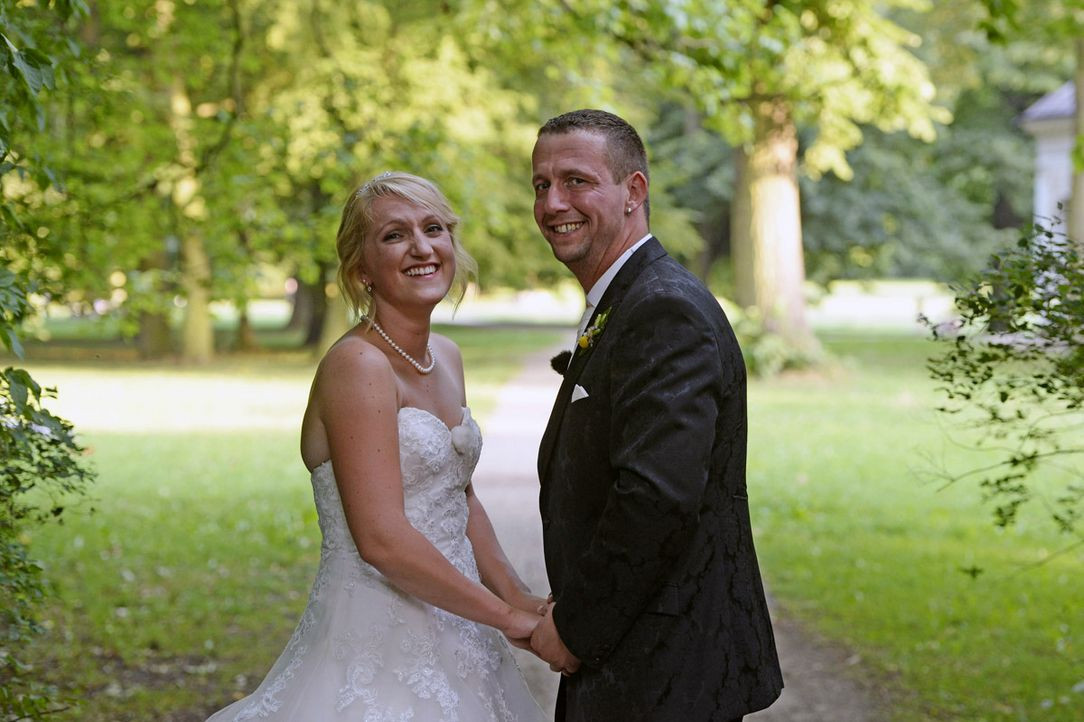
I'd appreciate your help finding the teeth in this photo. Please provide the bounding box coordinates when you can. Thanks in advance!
[405,265,437,277]
[553,222,583,234]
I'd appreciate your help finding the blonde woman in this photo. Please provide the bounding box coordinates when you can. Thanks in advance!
[206,172,546,721]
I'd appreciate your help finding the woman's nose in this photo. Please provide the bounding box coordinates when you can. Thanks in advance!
[410,229,433,255]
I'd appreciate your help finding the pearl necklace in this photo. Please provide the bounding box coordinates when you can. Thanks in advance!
[370,319,436,375]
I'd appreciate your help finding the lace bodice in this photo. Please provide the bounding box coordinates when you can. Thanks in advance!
[310,406,482,567]
[207,405,543,721]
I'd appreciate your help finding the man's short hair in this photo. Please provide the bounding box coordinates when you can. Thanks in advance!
[538,109,649,186]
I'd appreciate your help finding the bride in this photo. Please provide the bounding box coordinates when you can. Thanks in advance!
[205,172,547,721]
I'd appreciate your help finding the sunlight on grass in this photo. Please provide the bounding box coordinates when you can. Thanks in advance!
[35,367,311,432]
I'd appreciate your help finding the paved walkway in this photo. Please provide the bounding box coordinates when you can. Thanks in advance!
[470,345,887,721]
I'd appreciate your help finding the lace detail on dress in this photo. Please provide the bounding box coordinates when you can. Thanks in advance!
[206,406,543,722]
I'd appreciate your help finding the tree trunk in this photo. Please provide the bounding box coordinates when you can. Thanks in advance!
[304,282,330,347]
[180,233,214,363]
[234,229,257,352]
[288,268,331,347]
[730,96,816,349]
[236,305,257,351]
[138,311,172,358]
[169,76,214,363]
[317,285,352,355]
[286,275,315,332]
[1069,36,1084,247]
[136,248,173,359]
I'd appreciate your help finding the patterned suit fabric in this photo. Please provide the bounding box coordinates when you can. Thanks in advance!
[538,238,784,721]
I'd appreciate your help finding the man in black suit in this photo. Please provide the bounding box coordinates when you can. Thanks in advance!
[528,109,783,722]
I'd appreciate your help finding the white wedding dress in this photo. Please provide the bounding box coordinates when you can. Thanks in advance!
[206,407,545,722]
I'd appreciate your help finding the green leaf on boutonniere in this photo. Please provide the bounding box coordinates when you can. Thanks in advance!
[577,307,611,351]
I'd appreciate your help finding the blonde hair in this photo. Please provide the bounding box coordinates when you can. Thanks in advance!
[335,171,477,320]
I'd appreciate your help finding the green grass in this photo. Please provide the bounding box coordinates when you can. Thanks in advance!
[750,331,1083,721]
[16,325,563,721]
[14,328,1083,721]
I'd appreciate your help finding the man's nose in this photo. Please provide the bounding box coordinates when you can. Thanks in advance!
[539,186,569,214]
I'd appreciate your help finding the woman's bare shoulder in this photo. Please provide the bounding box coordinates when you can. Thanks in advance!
[314,334,396,400]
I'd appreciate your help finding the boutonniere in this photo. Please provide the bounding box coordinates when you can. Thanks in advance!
[577,307,611,352]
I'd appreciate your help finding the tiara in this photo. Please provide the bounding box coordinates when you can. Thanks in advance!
[356,171,394,197]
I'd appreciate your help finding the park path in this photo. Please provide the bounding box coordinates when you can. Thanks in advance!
[470,344,888,721]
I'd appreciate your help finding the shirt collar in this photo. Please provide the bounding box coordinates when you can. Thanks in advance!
[584,233,653,309]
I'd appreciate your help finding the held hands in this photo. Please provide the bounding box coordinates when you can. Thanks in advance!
[510,590,549,617]
[501,606,542,650]
[530,601,581,677]
[500,589,549,650]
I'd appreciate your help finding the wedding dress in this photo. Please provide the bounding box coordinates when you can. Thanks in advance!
[206,407,545,722]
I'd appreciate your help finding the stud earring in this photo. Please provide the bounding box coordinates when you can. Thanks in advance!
[625,207,632,215]
[364,280,373,294]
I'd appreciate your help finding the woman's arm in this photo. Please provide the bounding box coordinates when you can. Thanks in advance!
[430,333,547,614]
[465,485,547,614]
[315,340,539,642]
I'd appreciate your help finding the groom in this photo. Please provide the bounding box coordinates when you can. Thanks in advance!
[528,109,784,721]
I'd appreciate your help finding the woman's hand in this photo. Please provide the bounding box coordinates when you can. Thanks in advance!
[508,590,549,616]
[501,606,542,649]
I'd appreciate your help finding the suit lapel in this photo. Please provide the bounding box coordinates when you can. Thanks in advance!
[537,238,666,484]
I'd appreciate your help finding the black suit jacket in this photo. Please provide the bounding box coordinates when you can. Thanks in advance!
[538,238,783,721]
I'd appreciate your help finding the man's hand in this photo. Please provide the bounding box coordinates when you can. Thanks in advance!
[530,602,581,676]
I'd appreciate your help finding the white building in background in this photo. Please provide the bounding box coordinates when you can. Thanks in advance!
[1019,81,1076,229]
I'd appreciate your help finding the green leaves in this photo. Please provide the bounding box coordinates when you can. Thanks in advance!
[2,34,55,97]
[1,2,96,716]
[925,221,1084,532]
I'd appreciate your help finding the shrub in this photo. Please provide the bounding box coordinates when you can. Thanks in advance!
[924,222,1083,534]
[1,268,94,720]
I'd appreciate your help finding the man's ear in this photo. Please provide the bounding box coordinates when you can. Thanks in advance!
[625,171,648,210]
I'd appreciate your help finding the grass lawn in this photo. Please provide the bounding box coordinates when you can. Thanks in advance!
[12,327,1082,721]
[16,324,563,721]
[751,332,1082,721]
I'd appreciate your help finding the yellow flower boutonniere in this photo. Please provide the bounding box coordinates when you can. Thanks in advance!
[577,308,611,351]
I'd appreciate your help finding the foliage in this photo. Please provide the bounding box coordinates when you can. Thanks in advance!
[717,296,820,377]
[801,123,1022,283]
[1,1,95,718]
[568,0,952,180]
[0,267,93,721]
[925,223,1084,535]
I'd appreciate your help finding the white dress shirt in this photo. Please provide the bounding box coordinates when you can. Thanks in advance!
[574,233,653,342]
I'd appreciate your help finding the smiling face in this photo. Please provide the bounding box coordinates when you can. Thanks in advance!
[531,130,647,289]
[361,194,456,313]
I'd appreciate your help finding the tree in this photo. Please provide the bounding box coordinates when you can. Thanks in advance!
[24,1,575,356]
[560,0,951,350]
[1,1,95,717]
[978,0,1084,243]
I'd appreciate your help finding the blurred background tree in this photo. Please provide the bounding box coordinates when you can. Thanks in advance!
[2,0,1073,364]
